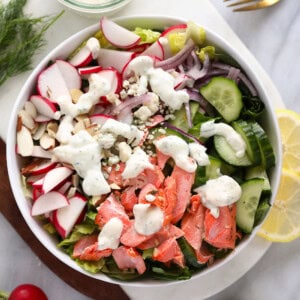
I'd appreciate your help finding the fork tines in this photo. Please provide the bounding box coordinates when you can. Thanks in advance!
[224,0,280,12]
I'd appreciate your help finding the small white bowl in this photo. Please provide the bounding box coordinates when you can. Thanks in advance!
[56,0,133,18]
[6,15,282,287]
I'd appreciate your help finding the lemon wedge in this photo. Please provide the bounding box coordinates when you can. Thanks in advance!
[276,109,300,174]
[257,169,300,242]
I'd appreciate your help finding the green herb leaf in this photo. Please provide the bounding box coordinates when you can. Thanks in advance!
[0,0,63,86]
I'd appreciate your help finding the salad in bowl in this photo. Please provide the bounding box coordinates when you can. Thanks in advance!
[7,16,281,283]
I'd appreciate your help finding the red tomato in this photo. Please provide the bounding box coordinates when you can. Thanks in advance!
[8,284,48,300]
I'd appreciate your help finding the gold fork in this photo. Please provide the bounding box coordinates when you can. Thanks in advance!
[224,0,280,12]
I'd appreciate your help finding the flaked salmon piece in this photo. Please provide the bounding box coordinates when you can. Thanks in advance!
[95,193,130,229]
[204,204,237,249]
[195,244,213,264]
[105,162,126,188]
[72,234,98,258]
[125,165,165,189]
[138,183,158,203]
[152,237,185,268]
[181,194,205,251]
[156,148,170,170]
[171,164,195,224]
[112,246,146,274]
[120,220,153,247]
[163,176,177,225]
[76,242,112,261]
[120,186,138,216]
[137,224,184,250]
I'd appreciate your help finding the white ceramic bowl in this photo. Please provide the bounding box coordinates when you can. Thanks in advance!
[56,0,133,18]
[6,15,282,287]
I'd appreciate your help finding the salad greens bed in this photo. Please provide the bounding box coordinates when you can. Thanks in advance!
[18,18,275,281]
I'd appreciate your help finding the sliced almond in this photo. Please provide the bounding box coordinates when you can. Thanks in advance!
[67,186,77,199]
[17,125,34,157]
[18,109,36,130]
[70,89,83,104]
[72,173,80,188]
[73,119,86,134]
[46,121,58,138]
[24,101,37,119]
[32,146,53,159]
[33,123,47,141]
[40,133,55,150]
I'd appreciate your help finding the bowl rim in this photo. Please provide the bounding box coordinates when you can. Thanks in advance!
[57,0,132,13]
[6,14,282,287]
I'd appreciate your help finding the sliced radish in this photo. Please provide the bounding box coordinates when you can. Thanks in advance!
[52,193,87,238]
[55,60,81,90]
[90,114,113,126]
[31,146,53,159]
[78,65,102,76]
[69,46,93,67]
[22,160,56,176]
[17,126,34,157]
[56,180,72,195]
[27,174,45,185]
[140,40,164,60]
[34,115,51,123]
[96,68,122,102]
[32,187,43,201]
[31,177,44,188]
[161,23,187,38]
[37,63,71,103]
[42,166,73,194]
[100,17,141,49]
[31,191,69,216]
[97,48,135,73]
[128,43,150,54]
[30,95,60,120]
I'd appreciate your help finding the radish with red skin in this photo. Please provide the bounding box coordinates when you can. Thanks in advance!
[69,45,93,67]
[27,174,45,185]
[37,60,81,103]
[140,40,164,60]
[90,114,114,126]
[32,187,43,201]
[78,65,102,76]
[34,115,51,123]
[100,17,141,49]
[30,95,60,120]
[31,177,44,188]
[97,48,135,73]
[42,166,73,194]
[56,180,72,195]
[52,193,87,238]
[31,191,69,216]
[25,161,56,176]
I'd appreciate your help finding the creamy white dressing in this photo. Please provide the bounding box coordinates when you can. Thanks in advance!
[57,73,111,118]
[133,203,164,235]
[55,115,74,144]
[194,175,242,218]
[100,118,144,147]
[154,135,197,173]
[86,37,101,59]
[97,217,123,250]
[122,147,154,179]
[200,120,246,158]
[53,130,111,196]
[188,142,210,166]
[125,56,189,111]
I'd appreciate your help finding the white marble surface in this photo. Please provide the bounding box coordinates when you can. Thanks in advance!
[1,0,300,299]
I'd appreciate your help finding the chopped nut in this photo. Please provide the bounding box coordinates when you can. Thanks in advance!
[17,125,34,157]
[24,101,37,119]
[40,133,55,150]
[70,89,83,104]
[33,123,47,140]
[46,121,58,139]
[18,109,36,130]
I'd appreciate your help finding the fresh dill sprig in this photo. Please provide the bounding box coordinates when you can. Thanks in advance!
[0,0,63,86]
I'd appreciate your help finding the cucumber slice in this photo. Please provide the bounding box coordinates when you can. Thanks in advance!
[236,178,264,233]
[170,101,199,132]
[232,120,261,165]
[254,197,271,226]
[206,156,222,179]
[245,165,271,196]
[214,135,252,167]
[200,77,243,123]
[250,121,275,170]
